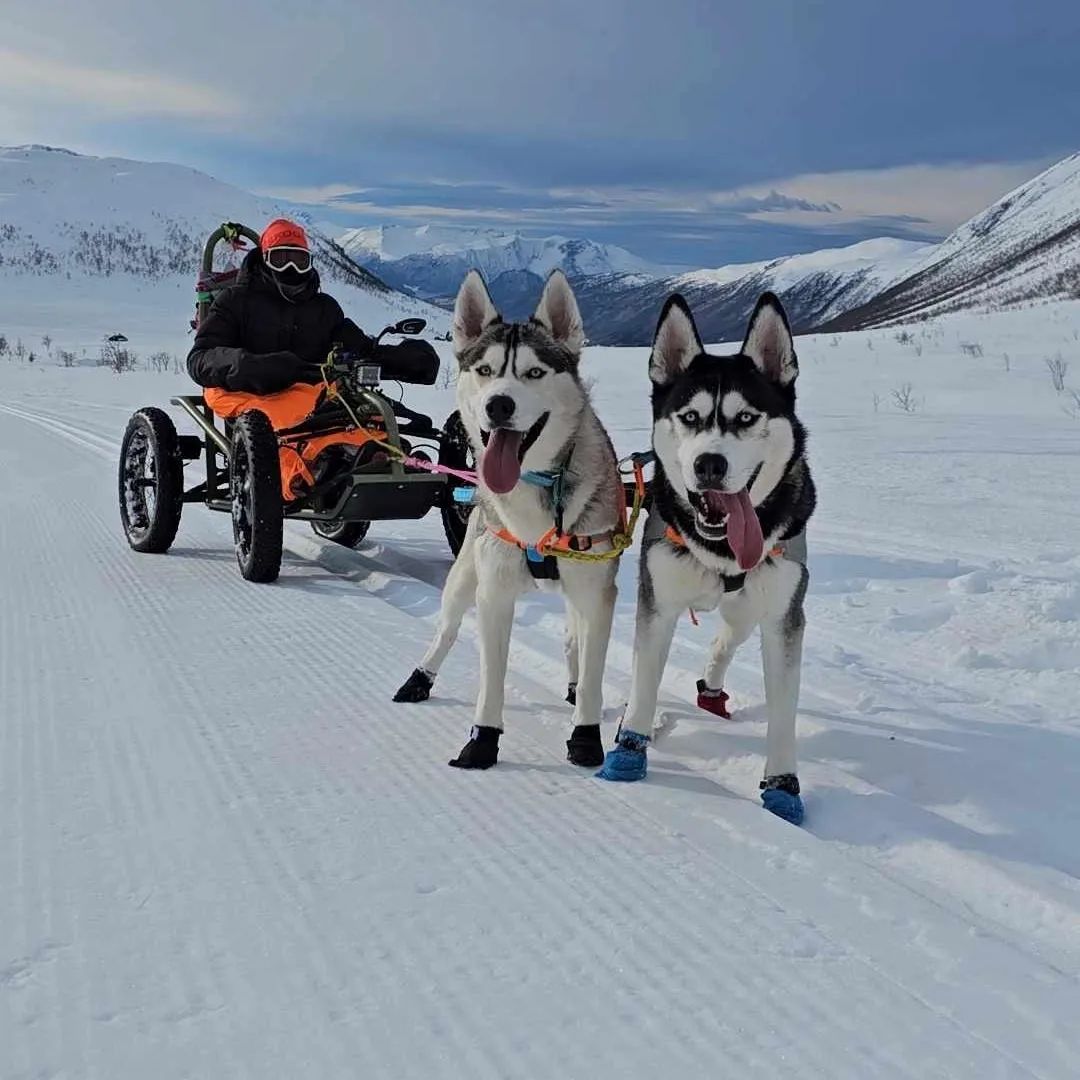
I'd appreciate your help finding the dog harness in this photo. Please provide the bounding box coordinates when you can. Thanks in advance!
[660,521,806,623]
[487,453,650,577]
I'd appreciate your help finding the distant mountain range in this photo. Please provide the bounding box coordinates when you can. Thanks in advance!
[336,224,665,319]
[567,238,933,345]
[2,145,1078,348]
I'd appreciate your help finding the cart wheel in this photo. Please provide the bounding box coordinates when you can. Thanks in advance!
[118,407,184,553]
[310,519,371,548]
[439,410,475,557]
[230,410,283,583]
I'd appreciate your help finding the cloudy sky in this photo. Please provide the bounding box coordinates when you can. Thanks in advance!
[3,0,1078,267]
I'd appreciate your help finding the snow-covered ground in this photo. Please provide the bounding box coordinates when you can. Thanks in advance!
[1,302,1079,1077]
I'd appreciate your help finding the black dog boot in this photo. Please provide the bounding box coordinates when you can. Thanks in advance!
[566,724,605,767]
[393,668,435,703]
[449,726,501,769]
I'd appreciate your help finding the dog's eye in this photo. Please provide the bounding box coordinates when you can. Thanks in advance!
[735,410,759,427]
[525,367,547,380]
[679,410,700,426]
[474,364,493,377]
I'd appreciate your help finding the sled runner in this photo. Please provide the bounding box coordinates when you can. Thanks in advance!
[117,222,476,582]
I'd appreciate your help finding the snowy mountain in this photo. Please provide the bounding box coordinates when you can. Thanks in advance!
[337,222,936,344]
[0,145,448,349]
[337,224,667,318]
[824,152,1080,330]
[572,150,1080,343]
[7,143,1078,354]
[571,238,932,345]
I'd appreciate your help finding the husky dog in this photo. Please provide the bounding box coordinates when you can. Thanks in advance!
[596,292,815,824]
[394,270,623,771]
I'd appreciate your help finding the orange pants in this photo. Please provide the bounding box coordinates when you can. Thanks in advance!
[204,384,385,500]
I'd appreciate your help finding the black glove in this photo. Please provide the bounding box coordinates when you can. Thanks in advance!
[373,339,440,385]
[226,350,309,395]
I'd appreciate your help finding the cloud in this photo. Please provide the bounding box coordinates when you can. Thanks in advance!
[715,160,1054,235]
[256,183,371,204]
[3,0,1068,266]
[272,159,1048,243]
[709,190,842,215]
[253,155,1063,269]
[0,46,240,122]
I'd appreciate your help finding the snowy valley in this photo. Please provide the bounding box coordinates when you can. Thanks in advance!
[2,297,1080,1077]
[2,141,1080,1079]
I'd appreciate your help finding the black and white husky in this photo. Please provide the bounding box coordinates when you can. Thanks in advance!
[394,270,623,771]
[596,292,816,824]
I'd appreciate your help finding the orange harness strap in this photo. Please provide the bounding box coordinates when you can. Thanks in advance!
[665,524,785,560]
[490,523,618,556]
[487,459,643,562]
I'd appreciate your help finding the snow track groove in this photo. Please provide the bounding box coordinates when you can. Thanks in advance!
[1,385,1078,1078]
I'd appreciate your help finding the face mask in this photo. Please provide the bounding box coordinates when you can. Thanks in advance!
[272,266,307,287]
[263,261,315,302]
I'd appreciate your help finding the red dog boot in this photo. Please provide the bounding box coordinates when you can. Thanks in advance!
[696,679,731,718]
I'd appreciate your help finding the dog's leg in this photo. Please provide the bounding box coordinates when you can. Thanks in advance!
[698,596,758,718]
[562,569,616,767]
[595,607,678,781]
[393,518,480,703]
[623,606,679,735]
[449,574,517,770]
[759,561,809,824]
[563,603,580,706]
[596,592,679,782]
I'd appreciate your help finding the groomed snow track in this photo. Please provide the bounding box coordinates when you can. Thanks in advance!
[1,387,1078,1080]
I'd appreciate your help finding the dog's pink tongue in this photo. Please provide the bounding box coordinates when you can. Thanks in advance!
[481,429,524,494]
[719,489,764,570]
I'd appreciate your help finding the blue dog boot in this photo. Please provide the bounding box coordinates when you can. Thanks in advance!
[595,728,649,782]
[760,774,804,825]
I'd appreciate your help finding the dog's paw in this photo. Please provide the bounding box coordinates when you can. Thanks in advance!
[565,682,577,706]
[595,729,649,782]
[760,774,804,825]
[696,679,731,719]
[566,724,604,767]
[393,668,434,703]
[449,726,501,769]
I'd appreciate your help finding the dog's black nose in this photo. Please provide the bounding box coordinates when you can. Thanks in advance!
[693,453,728,488]
[485,394,516,426]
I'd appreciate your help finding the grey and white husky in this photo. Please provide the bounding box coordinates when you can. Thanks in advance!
[394,270,623,771]
[596,292,816,824]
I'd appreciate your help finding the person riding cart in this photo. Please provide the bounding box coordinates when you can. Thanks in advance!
[119,218,475,583]
[187,217,435,397]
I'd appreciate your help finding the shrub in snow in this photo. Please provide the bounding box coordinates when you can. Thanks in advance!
[891,383,920,413]
[1045,353,1069,391]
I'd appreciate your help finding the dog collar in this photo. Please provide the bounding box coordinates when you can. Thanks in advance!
[520,469,561,488]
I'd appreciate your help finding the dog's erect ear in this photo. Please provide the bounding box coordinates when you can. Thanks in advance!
[650,294,703,385]
[742,292,797,385]
[452,270,500,355]
[532,270,585,353]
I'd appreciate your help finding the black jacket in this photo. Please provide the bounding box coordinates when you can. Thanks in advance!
[186,250,438,393]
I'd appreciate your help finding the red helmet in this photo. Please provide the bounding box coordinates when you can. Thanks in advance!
[260,218,309,252]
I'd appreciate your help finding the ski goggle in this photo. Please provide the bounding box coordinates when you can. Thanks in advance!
[265,246,313,273]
